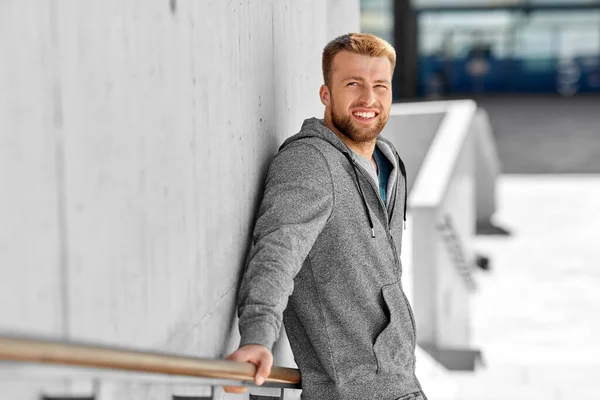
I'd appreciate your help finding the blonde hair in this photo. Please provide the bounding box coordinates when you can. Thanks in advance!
[322,33,396,87]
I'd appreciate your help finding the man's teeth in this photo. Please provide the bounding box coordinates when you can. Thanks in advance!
[353,111,376,118]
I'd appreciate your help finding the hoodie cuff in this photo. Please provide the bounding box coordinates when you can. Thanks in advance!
[239,320,279,350]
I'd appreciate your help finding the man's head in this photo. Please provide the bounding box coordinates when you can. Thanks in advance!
[320,33,396,146]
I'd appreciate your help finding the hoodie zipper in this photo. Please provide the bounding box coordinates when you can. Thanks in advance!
[346,155,404,270]
[350,155,416,343]
[353,159,392,230]
[346,155,377,238]
[346,153,403,232]
[347,152,407,227]
[345,151,417,350]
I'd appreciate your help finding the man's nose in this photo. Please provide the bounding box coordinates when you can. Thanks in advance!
[358,86,376,106]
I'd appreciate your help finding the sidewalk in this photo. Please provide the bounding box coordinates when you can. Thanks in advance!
[450,175,600,399]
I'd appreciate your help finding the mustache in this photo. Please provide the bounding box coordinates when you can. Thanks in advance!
[349,103,383,113]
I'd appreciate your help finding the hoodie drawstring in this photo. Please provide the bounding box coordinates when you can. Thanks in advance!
[344,151,408,236]
[395,152,408,230]
[344,153,376,238]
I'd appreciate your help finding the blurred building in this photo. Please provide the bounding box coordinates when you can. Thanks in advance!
[361,0,600,98]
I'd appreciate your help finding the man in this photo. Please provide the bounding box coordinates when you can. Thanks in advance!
[225,33,426,400]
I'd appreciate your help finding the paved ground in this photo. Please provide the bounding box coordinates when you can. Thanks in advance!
[448,175,600,399]
[415,95,600,399]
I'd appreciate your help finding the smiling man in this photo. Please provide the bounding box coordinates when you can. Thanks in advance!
[225,33,427,400]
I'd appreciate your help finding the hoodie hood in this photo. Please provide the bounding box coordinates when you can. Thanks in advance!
[280,117,408,231]
[280,117,350,154]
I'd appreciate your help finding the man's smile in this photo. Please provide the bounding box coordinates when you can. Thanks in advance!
[352,109,379,121]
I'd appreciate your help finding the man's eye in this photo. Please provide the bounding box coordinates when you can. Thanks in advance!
[347,82,358,86]
[375,84,388,89]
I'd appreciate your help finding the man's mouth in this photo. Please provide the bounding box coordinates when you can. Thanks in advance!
[352,110,378,120]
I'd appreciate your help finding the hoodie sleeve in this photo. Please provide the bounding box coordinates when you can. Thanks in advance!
[238,141,334,350]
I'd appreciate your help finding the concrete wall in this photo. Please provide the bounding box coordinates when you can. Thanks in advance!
[434,135,476,348]
[383,100,501,374]
[473,108,501,228]
[384,101,500,227]
[0,1,359,399]
[405,100,479,352]
[382,102,446,193]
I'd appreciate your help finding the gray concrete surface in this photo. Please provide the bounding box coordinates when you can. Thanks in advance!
[0,2,359,399]
[449,175,600,399]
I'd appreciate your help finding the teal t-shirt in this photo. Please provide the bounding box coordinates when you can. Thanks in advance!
[373,146,392,205]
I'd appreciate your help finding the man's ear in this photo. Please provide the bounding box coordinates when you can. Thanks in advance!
[319,84,330,107]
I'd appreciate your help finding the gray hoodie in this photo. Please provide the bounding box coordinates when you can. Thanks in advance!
[238,118,425,400]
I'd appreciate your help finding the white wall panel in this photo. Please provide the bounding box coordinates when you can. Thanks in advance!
[0,1,66,397]
[0,0,64,337]
[1,0,359,398]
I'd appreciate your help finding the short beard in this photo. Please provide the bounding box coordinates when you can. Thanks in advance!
[330,99,387,144]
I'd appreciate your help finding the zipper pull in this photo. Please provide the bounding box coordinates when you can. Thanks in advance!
[371,228,375,238]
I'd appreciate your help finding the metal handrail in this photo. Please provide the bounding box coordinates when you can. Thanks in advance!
[0,335,301,389]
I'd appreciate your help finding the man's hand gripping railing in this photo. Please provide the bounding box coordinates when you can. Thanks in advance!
[0,334,300,392]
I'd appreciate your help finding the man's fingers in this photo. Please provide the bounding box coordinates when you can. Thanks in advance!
[223,348,251,393]
[223,344,273,389]
[223,385,248,394]
[254,349,273,386]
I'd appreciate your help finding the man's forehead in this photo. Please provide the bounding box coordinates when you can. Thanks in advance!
[330,51,392,79]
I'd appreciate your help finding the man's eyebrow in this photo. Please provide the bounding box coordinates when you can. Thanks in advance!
[374,79,391,85]
[342,76,365,82]
[342,76,391,85]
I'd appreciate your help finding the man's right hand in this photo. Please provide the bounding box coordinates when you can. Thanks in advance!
[223,344,273,394]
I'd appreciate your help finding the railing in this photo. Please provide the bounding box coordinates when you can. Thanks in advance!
[437,214,477,291]
[0,334,301,399]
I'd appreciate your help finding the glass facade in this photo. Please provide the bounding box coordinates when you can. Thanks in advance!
[418,10,600,59]
[417,7,600,95]
[360,0,600,95]
[360,0,394,45]
[413,0,600,7]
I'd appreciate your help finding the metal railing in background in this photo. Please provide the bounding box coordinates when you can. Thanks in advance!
[0,334,301,399]
[437,213,477,292]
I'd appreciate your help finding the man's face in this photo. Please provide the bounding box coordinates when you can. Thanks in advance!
[321,51,393,144]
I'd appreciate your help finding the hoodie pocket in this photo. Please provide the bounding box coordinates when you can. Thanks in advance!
[373,281,416,375]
